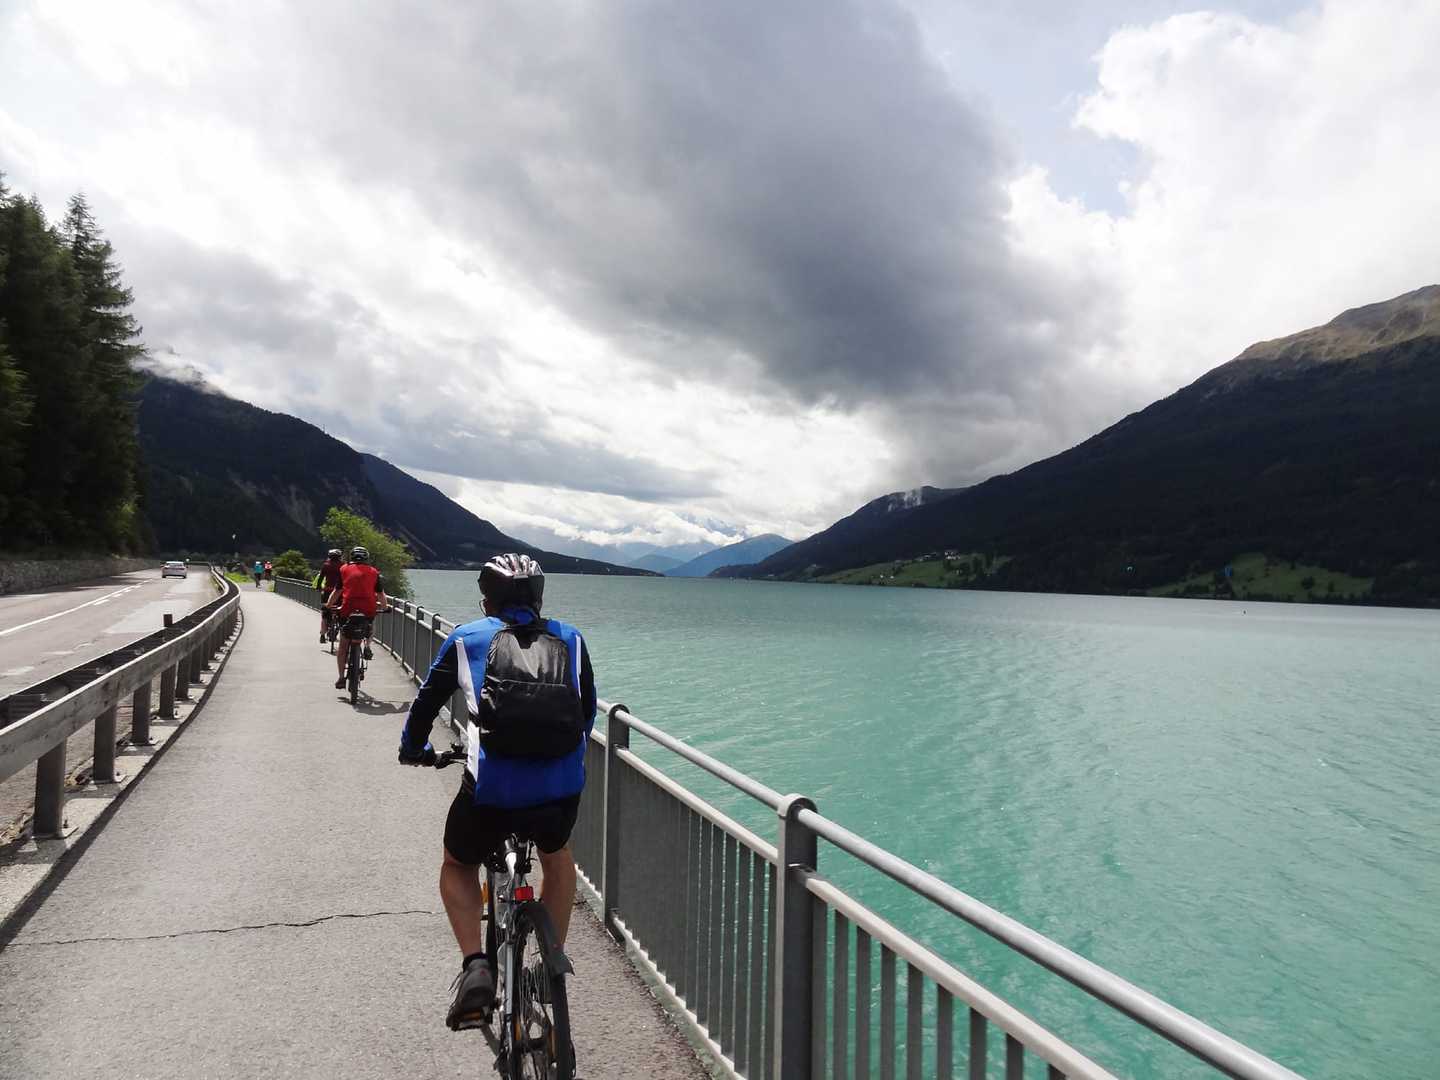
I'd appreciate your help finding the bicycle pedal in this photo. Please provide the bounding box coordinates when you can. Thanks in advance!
[450,1009,489,1032]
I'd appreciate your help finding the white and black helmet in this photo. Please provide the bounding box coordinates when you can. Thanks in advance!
[350,546,370,563]
[479,553,544,613]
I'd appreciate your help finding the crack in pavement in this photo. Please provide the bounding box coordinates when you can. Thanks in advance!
[6,908,443,947]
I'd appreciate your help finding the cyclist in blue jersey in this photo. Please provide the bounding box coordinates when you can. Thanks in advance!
[399,553,596,1031]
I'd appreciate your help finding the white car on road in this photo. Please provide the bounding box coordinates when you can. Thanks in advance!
[162,560,188,578]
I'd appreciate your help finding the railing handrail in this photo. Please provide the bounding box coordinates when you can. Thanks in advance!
[600,701,1302,1080]
[793,807,1303,1080]
[273,581,1306,1080]
[602,700,786,810]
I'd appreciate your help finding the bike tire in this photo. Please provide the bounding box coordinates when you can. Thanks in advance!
[506,901,573,1080]
[484,872,497,962]
[347,648,359,705]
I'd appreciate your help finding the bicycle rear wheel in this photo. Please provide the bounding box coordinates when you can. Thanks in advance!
[506,902,573,1080]
[347,646,359,705]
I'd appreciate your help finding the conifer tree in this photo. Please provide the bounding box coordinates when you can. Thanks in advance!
[0,183,146,551]
[62,193,145,548]
[0,175,32,532]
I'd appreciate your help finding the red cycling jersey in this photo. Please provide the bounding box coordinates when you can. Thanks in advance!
[337,562,382,619]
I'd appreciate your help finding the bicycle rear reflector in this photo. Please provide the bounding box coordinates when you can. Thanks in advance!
[513,886,535,901]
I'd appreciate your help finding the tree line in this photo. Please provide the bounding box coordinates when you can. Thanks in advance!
[0,178,147,554]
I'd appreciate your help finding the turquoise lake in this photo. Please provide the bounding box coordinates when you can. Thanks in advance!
[409,569,1440,1079]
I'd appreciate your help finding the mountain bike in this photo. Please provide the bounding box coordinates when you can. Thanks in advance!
[342,614,371,705]
[323,607,339,654]
[434,747,575,1079]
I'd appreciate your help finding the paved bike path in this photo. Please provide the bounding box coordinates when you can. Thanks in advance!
[0,589,706,1079]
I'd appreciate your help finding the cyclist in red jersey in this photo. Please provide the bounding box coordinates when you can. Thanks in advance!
[325,546,389,688]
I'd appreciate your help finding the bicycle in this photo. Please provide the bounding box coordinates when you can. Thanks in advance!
[341,613,371,705]
[434,747,575,1079]
[322,606,339,654]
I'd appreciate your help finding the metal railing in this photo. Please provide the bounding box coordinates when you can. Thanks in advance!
[272,579,1303,1080]
[0,567,241,838]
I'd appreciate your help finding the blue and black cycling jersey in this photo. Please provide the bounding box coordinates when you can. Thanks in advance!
[401,606,596,809]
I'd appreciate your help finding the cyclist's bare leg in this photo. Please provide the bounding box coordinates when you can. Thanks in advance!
[439,846,485,956]
[537,845,576,946]
[335,635,351,680]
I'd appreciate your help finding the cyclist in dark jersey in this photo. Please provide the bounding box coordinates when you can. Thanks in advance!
[315,549,343,643]
[399,553,596,1030]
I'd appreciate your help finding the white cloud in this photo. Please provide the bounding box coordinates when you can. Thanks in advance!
[1010,1,1440,398]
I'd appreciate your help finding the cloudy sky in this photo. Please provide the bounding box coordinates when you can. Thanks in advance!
[3,0,1438,556]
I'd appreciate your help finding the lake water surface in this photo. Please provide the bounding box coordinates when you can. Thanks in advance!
[409,570,1439,1079]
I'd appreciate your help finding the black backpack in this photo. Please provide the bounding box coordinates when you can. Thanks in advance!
[477,623,585,758]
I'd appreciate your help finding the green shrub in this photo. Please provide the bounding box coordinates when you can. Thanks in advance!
[271,549,311,579]
[319,507,413,596]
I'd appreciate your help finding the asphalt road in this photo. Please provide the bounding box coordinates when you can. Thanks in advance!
[0,588,706,1079]
[0,568,211,697]
[0,570,216,836]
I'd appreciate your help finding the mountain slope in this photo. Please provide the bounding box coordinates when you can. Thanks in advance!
[669,533,794,577]
[629,552,685,573]
[136,375,651,575]
[733,286,1440,605]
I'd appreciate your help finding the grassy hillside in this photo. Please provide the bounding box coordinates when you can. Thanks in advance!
[1146,552,1373,602]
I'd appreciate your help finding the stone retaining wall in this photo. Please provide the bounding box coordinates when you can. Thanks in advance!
[0,556,158,596]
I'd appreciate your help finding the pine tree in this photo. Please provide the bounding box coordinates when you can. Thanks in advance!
[62,193,145,550]
[0,176,32,535]
[0,187,147,551]
[0,194,86,546]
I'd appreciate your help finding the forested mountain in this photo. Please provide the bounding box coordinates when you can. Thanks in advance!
[670,533,793,577]
[731,286,1440,606]
[0,184,147,552]
[136,374,649,575]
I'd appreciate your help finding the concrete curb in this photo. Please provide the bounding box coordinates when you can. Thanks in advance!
[0,610,246,941]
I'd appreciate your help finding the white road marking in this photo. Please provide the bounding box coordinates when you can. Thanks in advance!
[0,581,149,638]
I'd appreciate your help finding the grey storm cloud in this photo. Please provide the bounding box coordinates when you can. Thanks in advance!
[106,0,1121,495]
[266,0,1119,474]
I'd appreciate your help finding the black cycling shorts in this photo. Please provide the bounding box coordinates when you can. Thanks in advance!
[443,776,581,867]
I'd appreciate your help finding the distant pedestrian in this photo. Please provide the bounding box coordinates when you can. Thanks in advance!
[264,560,273,585]
[252,559,263,588]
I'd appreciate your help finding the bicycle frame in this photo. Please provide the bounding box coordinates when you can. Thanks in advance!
[487,837,535,1054]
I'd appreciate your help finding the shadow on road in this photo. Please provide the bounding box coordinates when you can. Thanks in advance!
[336,695,411,716]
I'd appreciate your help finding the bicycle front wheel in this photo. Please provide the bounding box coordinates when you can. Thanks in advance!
[506,901,573,1080]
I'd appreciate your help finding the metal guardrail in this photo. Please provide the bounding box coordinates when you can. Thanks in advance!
[0,566,241,838]
[273,577,1303,1080]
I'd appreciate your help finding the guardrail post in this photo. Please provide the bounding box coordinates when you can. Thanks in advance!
[159,663,177,718]
[131,679,154,745]
[176,647,193,702]
[92,704,122,783]
[33,740,68,838]
[429,614,442,673]
[773,793,818,1080]
[601,702,630,941]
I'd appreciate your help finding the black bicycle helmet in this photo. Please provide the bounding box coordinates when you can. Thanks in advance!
[350,545,370,563]
[327,548,342,559]
[478,553,544,614]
